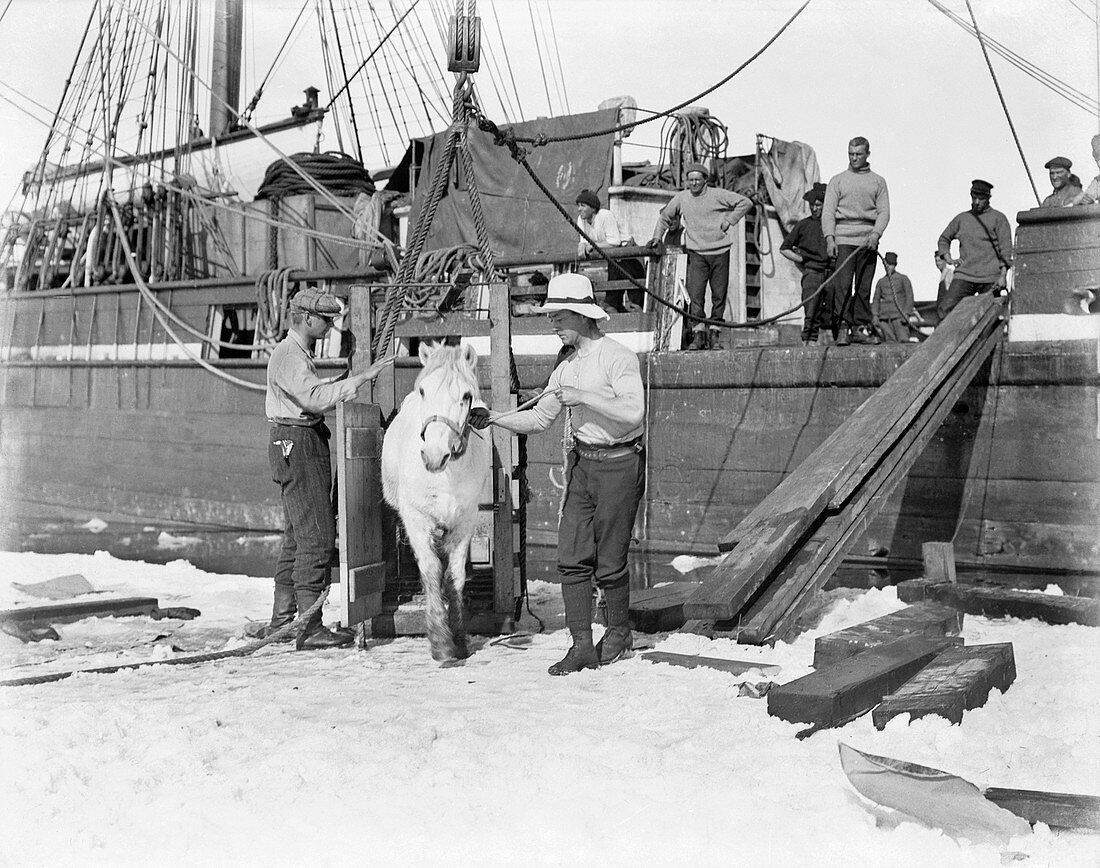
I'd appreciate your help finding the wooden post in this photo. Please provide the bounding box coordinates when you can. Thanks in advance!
[489,281,517,624]
[922,541,957,583]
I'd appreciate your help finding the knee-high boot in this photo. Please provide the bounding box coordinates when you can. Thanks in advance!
[595,582,633,664]
[548,581,599,676]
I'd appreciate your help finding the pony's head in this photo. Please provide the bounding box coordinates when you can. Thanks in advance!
[415,341,480,472]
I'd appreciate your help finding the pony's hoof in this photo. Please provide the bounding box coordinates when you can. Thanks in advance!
[439,658,466,669]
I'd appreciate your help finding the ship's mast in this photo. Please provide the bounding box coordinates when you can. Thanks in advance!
[209,0,244,139]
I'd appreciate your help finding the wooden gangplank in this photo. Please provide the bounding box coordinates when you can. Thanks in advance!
[682,295,1006,641]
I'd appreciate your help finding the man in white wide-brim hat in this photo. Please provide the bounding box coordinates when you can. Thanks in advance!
[470,273,645,675]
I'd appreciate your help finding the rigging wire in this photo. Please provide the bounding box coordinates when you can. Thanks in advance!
[512,0,812,144]
[488,0,524,119]
[239,0,311,124]
[1064,0,1096,21]
[531,0,565,115]
[963,0,1041,204]
[526,0,555,115]
[326,0,364,161]
[924,0,1097,113]
[324,0,424,110]
[543,0,570,114]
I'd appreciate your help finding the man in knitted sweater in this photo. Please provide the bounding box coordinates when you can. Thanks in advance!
[649,163,753,350]
[936,179,1013,320]
[822,137,891,345]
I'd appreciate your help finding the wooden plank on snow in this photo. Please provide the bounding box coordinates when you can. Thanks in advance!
[767,635,957,728]
[872,643,1016,728]
[982,788,1100,831]
[629,582,700,633]
[897,579,1100,627]
[642,651,781,677]
[813,603,964,667]
[0,596,160,625]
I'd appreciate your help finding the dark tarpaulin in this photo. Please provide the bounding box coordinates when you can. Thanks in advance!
[400,108,618,258]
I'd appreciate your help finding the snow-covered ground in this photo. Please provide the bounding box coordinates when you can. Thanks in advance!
[1,549,1098,867]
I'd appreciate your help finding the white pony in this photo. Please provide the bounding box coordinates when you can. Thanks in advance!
[381,342,491,662]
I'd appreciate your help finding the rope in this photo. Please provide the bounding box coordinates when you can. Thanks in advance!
[0,588,331,689]
[962,0,1041,205]
[108,199,266,392]
[475,111,863,332]
[255,151,376,201]
[510,0,812,146]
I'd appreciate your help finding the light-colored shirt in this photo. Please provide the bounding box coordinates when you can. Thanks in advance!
[1085,176,1100,203]
[821,165,890,245]
[503,335,644,446]
[937,208,1014,283]
[265,330,360,424]
[578,209,623,255]
[654,186,753,255]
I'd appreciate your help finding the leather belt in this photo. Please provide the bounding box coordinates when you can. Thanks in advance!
[574,438,643,461]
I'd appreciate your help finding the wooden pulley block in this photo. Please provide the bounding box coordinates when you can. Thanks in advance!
[447,14,481,72]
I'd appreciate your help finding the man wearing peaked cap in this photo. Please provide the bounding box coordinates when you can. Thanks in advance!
[260,287,392,650]
[936,179,1014,320]
[469,273,646,676]
[872,252,915,342]
[780,182,832,344]
[1041,156,1091,207]
[649,160,753,350]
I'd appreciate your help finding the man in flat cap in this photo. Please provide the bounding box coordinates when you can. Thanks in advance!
[822,136,891,346]
[1041,156,1091,207]
[872,253,915,342]
[470,273,645,676]
[936,179,1013,319]
[780,182,831,344]
[261,287,391,649]
[649,162,753,350]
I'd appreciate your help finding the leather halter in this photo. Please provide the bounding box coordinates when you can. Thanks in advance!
[419,395,472,460]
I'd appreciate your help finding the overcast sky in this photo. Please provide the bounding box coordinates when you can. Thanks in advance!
[0,0,1096,298]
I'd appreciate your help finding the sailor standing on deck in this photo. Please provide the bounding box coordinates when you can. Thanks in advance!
[469,274,645,676]
[822,136,891,346]
[780,182,831,345]
[648,162,753,350]
[936,179,1014,320]
[262,288,390,650]
[871,252,915,343]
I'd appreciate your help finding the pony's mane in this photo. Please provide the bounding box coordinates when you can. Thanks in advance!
[414,344,477,390]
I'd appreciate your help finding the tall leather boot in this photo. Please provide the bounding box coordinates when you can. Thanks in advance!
[265,583,298,640]
[294,588,353,651]
[548,581,599,676]
[595,582,633,664]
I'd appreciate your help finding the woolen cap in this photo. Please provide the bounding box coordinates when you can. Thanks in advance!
[884,252,898,264]
[1044,156,1072,170]
[576,189,601,210]
[803,182,827,203]
[290,287,344,317]
[970,179,993,195]
[684,162,709,179]
[535,273,609,321]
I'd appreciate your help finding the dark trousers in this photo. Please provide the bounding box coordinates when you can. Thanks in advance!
[937,278,995,321]
[686,250,730,332]
[877,319,909,343]
[800,268,830,339]
[557,449,646,590]
[269,423,336,597]
[834,245,878,330]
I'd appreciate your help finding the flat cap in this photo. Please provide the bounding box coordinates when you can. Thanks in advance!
[1044,156,1072,170]
[970,179,993,195]
[290,287,343,317]
[803,182,827,203]
[884,251,898,264]
[684,162,710,178]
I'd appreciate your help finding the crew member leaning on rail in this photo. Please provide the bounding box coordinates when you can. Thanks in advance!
[261,288,390,650]
[936,179,1013,321]
[648,162,753,351]
[822,136,890,346]
[470,274,645,676]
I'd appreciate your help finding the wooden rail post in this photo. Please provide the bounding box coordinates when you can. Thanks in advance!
[922,541,957,583]
[489,281,518,625]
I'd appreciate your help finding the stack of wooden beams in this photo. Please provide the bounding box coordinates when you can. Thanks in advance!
[682,295,1006,643]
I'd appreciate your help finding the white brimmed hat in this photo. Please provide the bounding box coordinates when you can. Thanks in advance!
[535,273,609,321]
